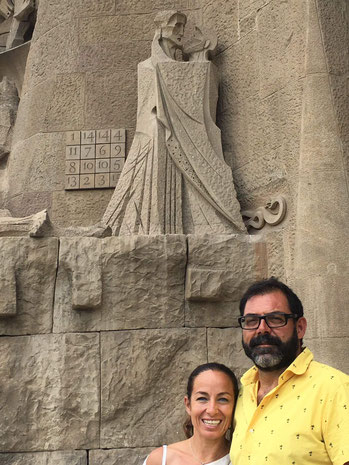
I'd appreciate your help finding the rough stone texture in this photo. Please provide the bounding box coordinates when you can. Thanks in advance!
[51,189,112,228]
[89,448,152,465]
[185,235,267,327]
[292,0,349,377]
[0,451,87,465]
[53,235,186,332]
[0,258,16,317]
[0,0,348,461]
[305,337,349,375]
[0,238,58,335]
[0,333,100,451]
[202,0,239,52]
[207,328,252,382]
[22,19,80,92]
[100,328,207,448]
[85,69,137,129]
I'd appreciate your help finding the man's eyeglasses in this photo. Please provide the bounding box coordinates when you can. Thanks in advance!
[238,312,299,330]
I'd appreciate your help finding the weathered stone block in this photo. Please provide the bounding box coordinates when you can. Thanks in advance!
[100,328,207,448]
[0,333,100,451]
[33,0,116,39]
[316,0,349,75]
[0,450,87,465]
[6,192,53,219]
[185,235,267,327]
[202,0,238,51]
[11,78,54,144]
[6,133,65,200]
[0,262,16,317]
[85,70,137,129]
[114,0,200,14]
[294,275,349,340]
[89,448,153,465]
[0,238,58,335]
[23,19,80,92]
[79,15,154,45]
[53,235,186,332]
[305,337,349,375]
[51,189,112,228]
[77,42,151,73]
[256,0,306,98]
[207,328,252,382]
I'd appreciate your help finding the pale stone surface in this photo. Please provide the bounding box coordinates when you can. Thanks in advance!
[51,189,112,228]
[0,258,16,317]
[100,328,207,448]
[11,77,55,143]
[263,230,286,280]
[185,235,267,327]
[305,337,349,375]
[34,0,115,40]
[0,238,58,335]
[294,275,349,341]
[23,20,80,91]
[0,333,100,451]
[0,77,17,160]
[0,209,49,237]
[85,70,137,129]
[0,450,87,465]
[90,448,152,465]
[207,328,252,382]
[53,235,186,332]
[78,14,154,45]
[6,191,53,219]
[256,0,306,99]
[202,0,238,52]
[115,0,200,14]
[77,41,151,73]
[292,0,349,378]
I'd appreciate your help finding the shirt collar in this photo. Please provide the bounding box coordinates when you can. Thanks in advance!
[241,347,314,386]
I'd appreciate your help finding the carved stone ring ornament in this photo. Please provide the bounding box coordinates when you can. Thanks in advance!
[242,196,287,230]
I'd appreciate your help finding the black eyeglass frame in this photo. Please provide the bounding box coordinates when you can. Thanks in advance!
[238,312,299,330]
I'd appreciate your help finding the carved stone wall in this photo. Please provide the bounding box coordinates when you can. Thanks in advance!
[0,0,348,463]
[0,235,266,462]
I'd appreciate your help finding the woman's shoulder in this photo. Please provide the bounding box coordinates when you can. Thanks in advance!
[145,446,166,465]
[145,440,190,465]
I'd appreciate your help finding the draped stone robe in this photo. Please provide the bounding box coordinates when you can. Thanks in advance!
[102,36,245,235]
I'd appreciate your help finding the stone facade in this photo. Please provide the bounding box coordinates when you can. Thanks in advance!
[0,0,348,463]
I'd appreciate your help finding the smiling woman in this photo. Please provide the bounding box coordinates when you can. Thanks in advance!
[143,363,238,465]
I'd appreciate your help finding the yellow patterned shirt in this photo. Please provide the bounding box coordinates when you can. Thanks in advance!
[230,348,349,465]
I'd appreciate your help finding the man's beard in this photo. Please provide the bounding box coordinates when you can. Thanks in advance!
[242,327,300,372]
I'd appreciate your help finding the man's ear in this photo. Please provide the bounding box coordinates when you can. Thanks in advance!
[296,316,307,339]
[184,395,191,415]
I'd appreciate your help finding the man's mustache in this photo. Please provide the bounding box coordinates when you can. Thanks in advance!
[249,334,282,348]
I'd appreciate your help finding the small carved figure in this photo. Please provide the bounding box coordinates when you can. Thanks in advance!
[242,196,287,230]
[102,11,245,235]
[0,0,36,50]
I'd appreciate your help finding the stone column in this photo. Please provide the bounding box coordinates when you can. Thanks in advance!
[293,0,349,372]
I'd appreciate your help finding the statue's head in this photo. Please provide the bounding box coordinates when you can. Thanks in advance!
[154,10,187,48]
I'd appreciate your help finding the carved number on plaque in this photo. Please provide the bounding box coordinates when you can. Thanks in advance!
[65,129,126,190]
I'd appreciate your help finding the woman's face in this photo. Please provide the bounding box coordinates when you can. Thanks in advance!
[185,370,235,440]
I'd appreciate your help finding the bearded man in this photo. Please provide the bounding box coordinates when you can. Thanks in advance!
[230,277,349,465]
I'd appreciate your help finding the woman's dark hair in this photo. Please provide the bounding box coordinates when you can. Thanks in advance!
[183,362,238,439]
